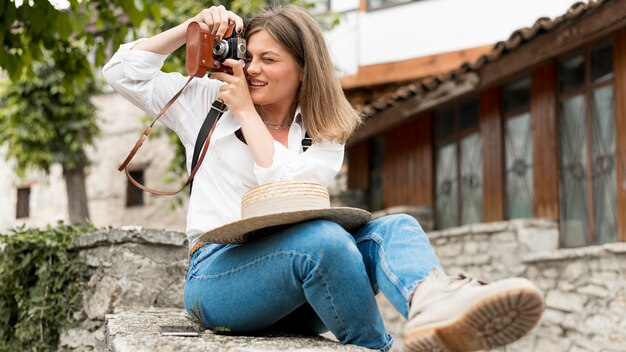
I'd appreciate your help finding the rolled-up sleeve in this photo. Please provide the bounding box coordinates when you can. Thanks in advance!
[102,40,219,144]
[253,140,344,187]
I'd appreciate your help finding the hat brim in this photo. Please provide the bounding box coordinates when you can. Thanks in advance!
[198,207,372,244]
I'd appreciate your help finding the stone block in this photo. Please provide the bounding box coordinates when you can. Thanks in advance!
[106,309,372,352]
[464,241,479,255]
[517,228,559,253]
[577,284,609,298]
[469,221,508,234]
[441,225,471,237]
[545,291,586,312]
[435,242,463,258]
[491,231,517,243]
[585,313,613,331]
[541,309,565,325]
[533,336,566,352]
[542,267,559,279]
[563,261,587,282]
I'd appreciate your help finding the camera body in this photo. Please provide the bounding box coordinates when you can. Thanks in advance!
[186,21,246,77]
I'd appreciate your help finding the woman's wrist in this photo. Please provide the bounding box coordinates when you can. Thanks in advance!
[238,108,263,126]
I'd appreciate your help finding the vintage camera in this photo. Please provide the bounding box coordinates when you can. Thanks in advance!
[186,21,246,77]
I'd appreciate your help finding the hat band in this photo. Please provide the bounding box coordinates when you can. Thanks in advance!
[241,195,330,219]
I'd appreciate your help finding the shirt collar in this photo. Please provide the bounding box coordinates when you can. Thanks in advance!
[212,104,304,142]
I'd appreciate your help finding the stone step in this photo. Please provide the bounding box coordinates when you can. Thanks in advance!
[105,308,373,352]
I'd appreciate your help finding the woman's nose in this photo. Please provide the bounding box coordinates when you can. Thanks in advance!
[246,59,260,75]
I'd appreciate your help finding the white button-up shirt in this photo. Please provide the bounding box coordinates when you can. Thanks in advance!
[102,40,345,248]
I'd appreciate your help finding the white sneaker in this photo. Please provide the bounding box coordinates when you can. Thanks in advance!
[403,268,544,352]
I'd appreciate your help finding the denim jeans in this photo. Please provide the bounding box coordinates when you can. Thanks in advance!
[184,214,441,352]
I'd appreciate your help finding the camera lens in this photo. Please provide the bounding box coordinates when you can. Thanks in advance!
[213,40,229,60]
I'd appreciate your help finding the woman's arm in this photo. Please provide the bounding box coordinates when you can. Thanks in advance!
[213,60,275,168]
[133,6,244,55]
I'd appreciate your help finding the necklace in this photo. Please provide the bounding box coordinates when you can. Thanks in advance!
[263,119,292,130]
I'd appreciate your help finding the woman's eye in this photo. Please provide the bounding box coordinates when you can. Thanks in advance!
[262,57,274,62]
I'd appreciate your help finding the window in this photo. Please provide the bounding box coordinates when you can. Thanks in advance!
[435,98,483,228]
[558,40,617,247]
[503,77,534,219]
[16,187,30,219]
[126,170,145,207]
[368,0,415,11]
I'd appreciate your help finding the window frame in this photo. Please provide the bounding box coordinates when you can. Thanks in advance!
[126,169,145,208]
[556,39,617,246]
[16,186,31,219]
[434,97,482,228]
[502,76,534,220]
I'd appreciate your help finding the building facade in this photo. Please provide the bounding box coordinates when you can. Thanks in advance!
[1,0,584,234]
[346,0,626,249]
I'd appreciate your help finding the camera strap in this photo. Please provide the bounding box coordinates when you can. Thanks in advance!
[119,76,225,196]
[119,77,314,196]
[189,99,227,193]
[235,112,313,151]
[234,128,313,152]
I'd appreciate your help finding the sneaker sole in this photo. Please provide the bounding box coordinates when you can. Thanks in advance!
[404,286,544,352]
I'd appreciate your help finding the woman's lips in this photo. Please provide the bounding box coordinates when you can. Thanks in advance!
[248,79,267,90]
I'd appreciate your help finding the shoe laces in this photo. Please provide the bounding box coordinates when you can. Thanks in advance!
[440,272,488,292]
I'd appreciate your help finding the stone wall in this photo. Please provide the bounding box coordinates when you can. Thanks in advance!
[60,227,188,351]
[520,244,626,351]
[62,221,626,352]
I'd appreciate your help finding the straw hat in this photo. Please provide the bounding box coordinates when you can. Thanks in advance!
[197,181,372,244]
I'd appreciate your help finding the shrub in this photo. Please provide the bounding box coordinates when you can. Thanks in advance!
[0,222,94,352]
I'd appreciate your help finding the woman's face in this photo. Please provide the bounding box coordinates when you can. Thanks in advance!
[245,29,302,108]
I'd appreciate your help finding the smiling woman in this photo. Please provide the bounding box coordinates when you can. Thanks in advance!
[102,5,544,352]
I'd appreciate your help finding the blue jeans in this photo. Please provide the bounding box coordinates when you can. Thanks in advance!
[184,214,441,352]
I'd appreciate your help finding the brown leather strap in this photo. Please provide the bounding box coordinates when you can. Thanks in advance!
[189,240,210,256]
[119,76,223,195]
[118,76,194,172]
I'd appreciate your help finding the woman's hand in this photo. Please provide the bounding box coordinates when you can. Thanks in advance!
[211,59,256,118]
[192,6,244,41]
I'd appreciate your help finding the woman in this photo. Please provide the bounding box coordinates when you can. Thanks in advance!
[103,6,543,352]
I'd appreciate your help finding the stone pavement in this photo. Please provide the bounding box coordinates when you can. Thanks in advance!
[105,308,373,352]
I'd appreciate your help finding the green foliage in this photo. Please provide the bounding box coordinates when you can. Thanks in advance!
[0,62,98,177]
[1,0,173,86]
[0,221,95,352]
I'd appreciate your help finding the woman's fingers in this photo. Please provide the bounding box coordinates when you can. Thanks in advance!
[194,7,244,40]
[222,59,246,77]
[214,7,231,39]
[210,72,236,83]
[196,8,217,33]
[227,11,245,34]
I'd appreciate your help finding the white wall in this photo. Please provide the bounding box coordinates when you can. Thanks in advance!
[325,0,581,76]
[0,92,188,234]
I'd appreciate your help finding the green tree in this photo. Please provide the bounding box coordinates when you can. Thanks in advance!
[0,63,98,225]
[0,0,172,224]
[0,0,338,221]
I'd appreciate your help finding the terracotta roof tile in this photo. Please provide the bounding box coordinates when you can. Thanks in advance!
[357,0,610,117]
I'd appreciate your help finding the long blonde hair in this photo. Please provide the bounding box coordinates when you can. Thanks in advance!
[245,6,362,144]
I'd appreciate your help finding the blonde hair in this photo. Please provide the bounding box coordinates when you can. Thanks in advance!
[245,6,362,144]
